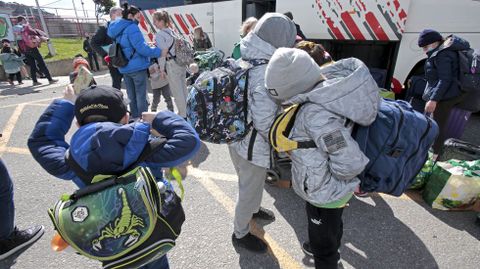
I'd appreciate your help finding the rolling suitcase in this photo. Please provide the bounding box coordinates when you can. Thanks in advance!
[438,138,480,161]
[444,107,471,140]
[265,149,292,188]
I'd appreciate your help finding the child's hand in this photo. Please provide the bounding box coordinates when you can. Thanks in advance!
[63,84,76,103]
[141,112,157,124]
[160,71,167,80]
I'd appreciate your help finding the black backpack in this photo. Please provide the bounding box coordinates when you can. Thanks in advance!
[108,34,135,69]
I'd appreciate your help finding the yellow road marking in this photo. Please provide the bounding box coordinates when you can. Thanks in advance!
[0,104,25,156]
[189,167,303,269]
[0,97,56,109]
[27,103,49,107]
[4,147,30,155]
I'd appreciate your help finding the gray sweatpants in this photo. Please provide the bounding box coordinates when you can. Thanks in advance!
[229,146,267,238]
[166,60,189,118]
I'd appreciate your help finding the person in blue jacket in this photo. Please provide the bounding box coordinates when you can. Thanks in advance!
[419,29,468,154]
[108,4,161,119]
[27,84,200,269]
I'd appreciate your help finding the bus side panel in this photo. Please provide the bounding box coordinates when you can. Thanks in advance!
[276,0,411,42]
[139,3,214,45]
[394,0,480,89]
[213,0,243,56]
[404,0,480,33]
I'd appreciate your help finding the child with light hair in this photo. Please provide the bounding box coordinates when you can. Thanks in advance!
[231,17,258,60]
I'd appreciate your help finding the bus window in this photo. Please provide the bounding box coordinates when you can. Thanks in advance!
[243,0,276,20]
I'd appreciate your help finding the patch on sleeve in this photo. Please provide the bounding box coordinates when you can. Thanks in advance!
[322,130,347,153]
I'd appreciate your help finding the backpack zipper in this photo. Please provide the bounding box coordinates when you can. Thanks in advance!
[390,116,432,193]
[390,103,405,149]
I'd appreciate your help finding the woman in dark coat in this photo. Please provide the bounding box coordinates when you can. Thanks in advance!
[419,29,469,155]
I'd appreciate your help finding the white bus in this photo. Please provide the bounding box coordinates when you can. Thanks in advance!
[128,0,480,94]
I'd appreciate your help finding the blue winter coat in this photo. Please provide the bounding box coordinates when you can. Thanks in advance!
[28,99,200,188]
[107,19,160,74]
[424,36,470,101]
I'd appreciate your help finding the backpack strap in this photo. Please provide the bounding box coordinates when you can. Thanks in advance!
[65,137,167,186]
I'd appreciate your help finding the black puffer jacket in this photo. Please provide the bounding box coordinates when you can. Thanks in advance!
[424,35,470,101]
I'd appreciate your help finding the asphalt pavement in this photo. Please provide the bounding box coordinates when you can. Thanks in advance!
[0,73,478,269]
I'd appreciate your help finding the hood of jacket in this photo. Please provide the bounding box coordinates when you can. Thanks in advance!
[69,121,151,174]
[240,32,277,61]
[287,58,380,126]
[430,35,470,58]
[107,18,135,39]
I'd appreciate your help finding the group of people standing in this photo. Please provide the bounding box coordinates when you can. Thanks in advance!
[0,16,58,86]
[90,5,193,120]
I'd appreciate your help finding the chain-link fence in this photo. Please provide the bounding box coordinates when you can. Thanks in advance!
[11,5,107,38]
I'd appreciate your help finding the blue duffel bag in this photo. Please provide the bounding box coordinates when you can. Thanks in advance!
[355,99,439,196]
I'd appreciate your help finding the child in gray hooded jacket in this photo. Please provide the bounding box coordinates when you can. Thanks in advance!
[265,48,380,268]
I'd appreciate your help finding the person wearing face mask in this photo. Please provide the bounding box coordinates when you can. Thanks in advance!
[418,29,467,155]
[231,17,258,60]
[107,4,161,120]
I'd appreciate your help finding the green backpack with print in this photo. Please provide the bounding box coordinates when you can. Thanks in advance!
[48,139,185,269]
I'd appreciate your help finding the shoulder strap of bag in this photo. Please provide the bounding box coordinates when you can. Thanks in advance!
[65,137,167,186]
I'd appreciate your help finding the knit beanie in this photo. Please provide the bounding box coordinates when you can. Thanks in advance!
[253,13,297,49]
[265,48,323,101]
[418,29,443,47]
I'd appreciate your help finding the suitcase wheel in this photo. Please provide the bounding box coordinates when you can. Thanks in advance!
[265,170,280,185]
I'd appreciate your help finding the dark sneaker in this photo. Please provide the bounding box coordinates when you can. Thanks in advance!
[0,225,45,260]
[252,207,275,221]
[32,82,42,86]
[232,233,268,253]
[302,241,313,257]
[49,79,59,84]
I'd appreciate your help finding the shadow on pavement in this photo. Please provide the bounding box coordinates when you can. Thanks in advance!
[0,243,33,269]
[0,85,43,96]
[342,196,438,269]
[405,191,480,240]
[265,186,439,268]
[189,141,210,168]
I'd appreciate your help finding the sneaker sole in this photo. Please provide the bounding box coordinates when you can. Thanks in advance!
[302,247,313,257]
[0,226,45,260]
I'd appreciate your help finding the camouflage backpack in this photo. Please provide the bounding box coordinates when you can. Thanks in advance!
[168,31,194,67]
[48,139,185,269]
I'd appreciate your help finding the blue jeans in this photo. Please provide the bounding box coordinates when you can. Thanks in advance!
[140,255,169,269]
[124,69,148,118]
[0,159,14,240]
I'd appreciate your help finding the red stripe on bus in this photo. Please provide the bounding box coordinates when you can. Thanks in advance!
[399,9,407,21]
[365,12,389,41]
[139,14,148,32]
[321,10,345,40]
[185,14,198,28]
[340,12,365,40]
[393,0,400,10]
[174,13,190,34]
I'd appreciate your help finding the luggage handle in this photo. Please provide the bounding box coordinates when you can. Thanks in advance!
[70,174,135,201]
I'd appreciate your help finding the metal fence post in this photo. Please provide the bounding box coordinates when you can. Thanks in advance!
[35,0,56,56]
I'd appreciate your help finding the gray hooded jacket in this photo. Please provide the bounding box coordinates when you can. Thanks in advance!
[229,33,280,168]
[286,58,380,205]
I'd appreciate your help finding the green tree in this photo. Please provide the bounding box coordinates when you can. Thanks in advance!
[93,0,116,24]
